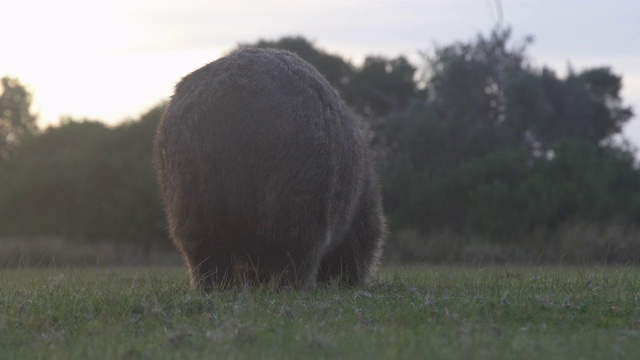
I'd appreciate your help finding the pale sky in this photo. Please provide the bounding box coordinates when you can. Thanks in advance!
[2,0,639,146]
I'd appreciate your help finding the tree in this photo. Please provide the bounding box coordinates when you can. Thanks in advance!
[344,56,422,117]
[0,76,37,159]
[421,27,534,156]
[375,26,639,241]
[420,27,634,157]
[531,67,634,148]
[0,105,167,250]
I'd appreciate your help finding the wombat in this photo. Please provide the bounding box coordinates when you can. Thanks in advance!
[153,48,385,290]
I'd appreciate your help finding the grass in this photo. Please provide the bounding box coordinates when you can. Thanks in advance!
[1,265,639,359]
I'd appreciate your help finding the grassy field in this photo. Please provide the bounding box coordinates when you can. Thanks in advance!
[1,265,639,359]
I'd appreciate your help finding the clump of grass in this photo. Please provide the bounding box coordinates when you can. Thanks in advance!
[1,265,639,359]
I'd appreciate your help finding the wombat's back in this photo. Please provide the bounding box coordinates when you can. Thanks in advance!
[154,48,384,289]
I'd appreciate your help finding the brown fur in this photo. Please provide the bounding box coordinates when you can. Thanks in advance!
[153,48,385,290]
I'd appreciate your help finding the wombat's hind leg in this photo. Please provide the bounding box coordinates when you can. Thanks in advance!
[318,197,384,286]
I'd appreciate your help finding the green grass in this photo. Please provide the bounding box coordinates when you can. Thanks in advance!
[1,265,639,359]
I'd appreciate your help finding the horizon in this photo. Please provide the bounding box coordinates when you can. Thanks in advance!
[2,0,639,147]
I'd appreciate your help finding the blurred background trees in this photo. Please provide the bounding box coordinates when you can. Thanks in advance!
[1,27,638,264]
[0,77,38,159]
[0,106,166,253]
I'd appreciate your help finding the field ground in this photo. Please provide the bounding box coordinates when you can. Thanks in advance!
[1,265,639,359]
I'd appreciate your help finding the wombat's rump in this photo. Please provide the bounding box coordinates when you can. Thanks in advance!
[153,48,385,290]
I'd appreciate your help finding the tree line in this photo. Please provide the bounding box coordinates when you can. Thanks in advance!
[1,27,638,262]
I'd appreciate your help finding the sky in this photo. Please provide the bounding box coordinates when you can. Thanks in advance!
[2,0,639,145]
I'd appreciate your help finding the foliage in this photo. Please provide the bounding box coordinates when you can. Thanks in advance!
[375,27,638,244]
[384,140,640,241]
[1,266,639,359]
[344,56,422,117]
[0,76,38,159]
[0,105,166,250]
